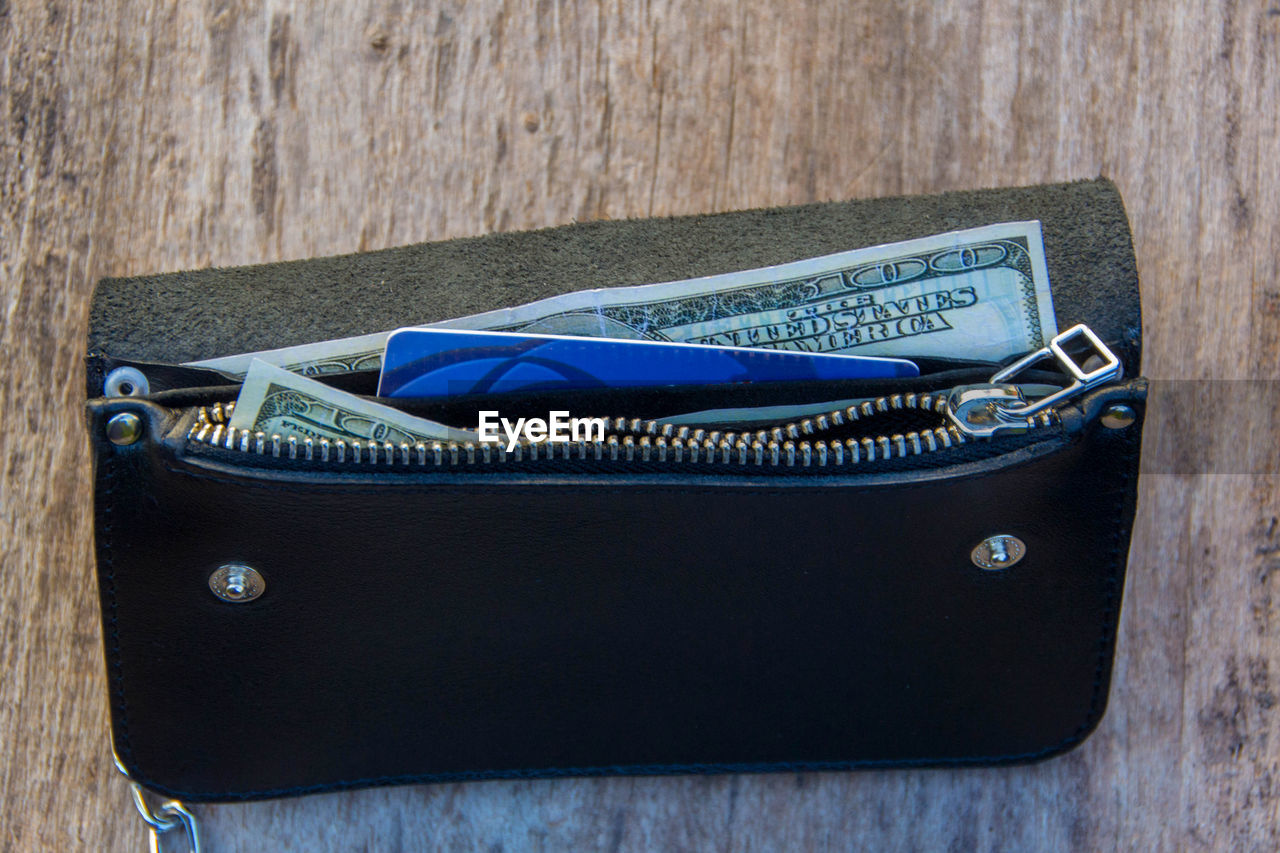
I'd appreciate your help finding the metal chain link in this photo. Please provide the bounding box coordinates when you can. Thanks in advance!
[130,782,201,853]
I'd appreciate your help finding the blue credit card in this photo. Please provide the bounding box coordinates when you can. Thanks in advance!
[377,329,918,399]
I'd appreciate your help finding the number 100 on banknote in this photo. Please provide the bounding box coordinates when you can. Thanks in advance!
[429,220,1055,364]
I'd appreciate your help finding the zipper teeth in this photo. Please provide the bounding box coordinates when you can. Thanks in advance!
[187,394,1055,469]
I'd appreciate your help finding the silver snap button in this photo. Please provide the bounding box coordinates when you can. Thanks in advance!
[971,535,1026,570]
[1100,403,1137,430]
[209,564,265,603]
[106,412,144,446]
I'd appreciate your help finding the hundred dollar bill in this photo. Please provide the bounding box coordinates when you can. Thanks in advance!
[187,221,1056,378]
[227,359,476,446]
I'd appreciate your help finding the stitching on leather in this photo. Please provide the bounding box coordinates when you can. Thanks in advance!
[1069,425,1139,742]
[127,750,1119,803]
[106,430,1138,800]
[101,447,135,766]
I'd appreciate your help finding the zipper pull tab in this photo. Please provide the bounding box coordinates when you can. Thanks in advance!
[946,324,1124,438]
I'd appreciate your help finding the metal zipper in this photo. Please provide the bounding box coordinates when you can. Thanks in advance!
[184,324,1123,471]
[185,390,1050,469]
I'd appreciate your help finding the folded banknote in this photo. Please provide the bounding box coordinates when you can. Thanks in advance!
[187,221,1056,378]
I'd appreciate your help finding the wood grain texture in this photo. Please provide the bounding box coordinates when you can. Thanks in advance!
[2,1,1278,849]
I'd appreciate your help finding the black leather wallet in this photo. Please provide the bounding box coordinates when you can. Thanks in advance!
[86,179,1145,803]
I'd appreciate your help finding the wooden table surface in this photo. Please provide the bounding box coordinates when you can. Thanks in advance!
[3,1,1278,850]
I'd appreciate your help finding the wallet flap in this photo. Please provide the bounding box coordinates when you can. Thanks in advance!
[86,178,1141,386]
